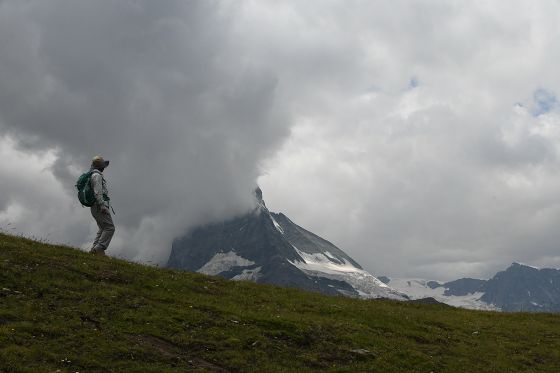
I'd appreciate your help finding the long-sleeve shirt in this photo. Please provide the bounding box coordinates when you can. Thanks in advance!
[90,170,110,207]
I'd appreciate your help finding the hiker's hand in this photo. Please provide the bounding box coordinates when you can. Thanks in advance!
[101,206,110,215]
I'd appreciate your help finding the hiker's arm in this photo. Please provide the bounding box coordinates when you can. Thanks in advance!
[91,173,106,207]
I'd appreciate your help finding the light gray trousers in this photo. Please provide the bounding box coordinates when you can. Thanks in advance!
[90,204,115,251]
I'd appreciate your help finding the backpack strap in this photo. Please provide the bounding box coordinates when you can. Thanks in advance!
[90,169,105,184]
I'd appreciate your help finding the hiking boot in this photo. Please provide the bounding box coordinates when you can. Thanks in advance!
[90,247,106,256]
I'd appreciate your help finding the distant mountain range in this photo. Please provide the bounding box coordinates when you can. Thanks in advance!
[380,262,560,312]
[167,188,406,300]
[166,188,560,313]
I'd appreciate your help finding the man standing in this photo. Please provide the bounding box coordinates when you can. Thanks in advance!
[89,155,115,256]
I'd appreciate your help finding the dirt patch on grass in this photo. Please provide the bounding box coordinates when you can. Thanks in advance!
[127,334,229,372]
[128,334,182,358]
[0,315,17,325]
[188,358,230,372]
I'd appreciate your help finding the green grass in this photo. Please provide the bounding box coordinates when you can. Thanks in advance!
[1,233,559,372]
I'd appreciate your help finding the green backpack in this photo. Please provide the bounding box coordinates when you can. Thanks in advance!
[76,171,96,207]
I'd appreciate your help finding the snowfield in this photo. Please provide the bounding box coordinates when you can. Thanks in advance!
[289,246,407,300]
[385,278,500,311]
[197,251,255,276]
[232,267,262,281]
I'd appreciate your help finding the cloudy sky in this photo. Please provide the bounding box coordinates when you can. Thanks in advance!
[1,1,560,280]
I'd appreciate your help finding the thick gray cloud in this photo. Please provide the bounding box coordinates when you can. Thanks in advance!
[0,0,289,262]
[2,1,560,280]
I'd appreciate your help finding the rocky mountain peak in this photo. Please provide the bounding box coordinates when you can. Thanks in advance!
[254,186,263,203]
[167,188,406,300]
[252,186,268,211]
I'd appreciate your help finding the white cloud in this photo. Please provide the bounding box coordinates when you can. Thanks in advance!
[0,136,92,245]
[258,1,560,280]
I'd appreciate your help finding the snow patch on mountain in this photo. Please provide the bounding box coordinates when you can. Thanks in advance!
[291,246,363,274]
[197,251,255,276]
[289,246,406,300]
[386,278,500,311]
[270,215,284,234]
[513,262,540,270]
[232,267,262,281]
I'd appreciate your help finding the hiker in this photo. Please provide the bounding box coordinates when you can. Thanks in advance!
[88,155,115,256]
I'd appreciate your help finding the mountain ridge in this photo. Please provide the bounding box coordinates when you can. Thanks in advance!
[167,188,405,300]
[382,262,560,312]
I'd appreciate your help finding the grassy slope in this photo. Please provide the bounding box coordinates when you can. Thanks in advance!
[1,233,559,372]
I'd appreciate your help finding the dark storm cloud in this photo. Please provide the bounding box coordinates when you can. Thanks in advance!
[0,0,290,262]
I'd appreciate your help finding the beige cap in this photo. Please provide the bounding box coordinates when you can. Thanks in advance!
[92,155,110,169]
